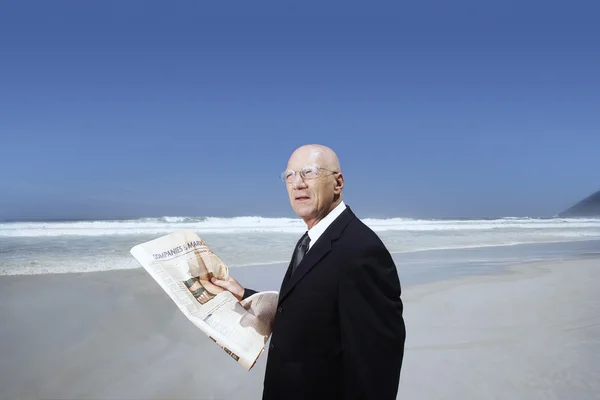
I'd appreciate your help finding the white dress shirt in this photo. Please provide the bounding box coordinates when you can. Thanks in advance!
[306,200,347,250]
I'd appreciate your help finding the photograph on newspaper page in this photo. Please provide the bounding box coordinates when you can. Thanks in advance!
[130,230,278,370]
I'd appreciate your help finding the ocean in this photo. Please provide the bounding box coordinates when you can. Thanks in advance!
[2,216,600,276]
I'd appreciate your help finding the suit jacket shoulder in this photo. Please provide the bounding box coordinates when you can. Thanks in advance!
[330,209,396,273]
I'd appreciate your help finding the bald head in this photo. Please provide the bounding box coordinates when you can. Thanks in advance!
[284,144,344,229]
[287,144,341,172]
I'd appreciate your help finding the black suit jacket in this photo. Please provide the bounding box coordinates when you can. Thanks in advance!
[244,206,405,400]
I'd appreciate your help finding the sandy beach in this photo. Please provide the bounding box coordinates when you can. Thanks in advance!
[398,257,600,399]
[1,255,599,399]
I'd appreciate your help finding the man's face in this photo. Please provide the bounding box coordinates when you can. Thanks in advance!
[283,148,342,225]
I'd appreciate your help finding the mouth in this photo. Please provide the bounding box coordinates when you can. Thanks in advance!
[295,195,310,201]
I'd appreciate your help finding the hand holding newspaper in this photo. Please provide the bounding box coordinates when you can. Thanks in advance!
[130,230,278,370]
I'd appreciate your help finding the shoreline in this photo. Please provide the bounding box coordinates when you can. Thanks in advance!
[2,237,599,278]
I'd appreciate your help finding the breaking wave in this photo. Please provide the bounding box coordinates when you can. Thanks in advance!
[2,216,600,237]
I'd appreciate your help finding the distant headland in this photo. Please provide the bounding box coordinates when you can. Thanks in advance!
[559,190,600,217]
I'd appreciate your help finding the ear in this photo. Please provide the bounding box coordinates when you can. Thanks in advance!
[333,172,344,194]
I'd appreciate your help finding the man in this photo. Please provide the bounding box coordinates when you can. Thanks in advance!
[211,144,406,399]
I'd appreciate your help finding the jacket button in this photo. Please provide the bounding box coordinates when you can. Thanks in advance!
[269,343,275,350]
[277,307,282,313]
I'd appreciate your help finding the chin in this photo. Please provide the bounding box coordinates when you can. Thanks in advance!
[292,203,314,218]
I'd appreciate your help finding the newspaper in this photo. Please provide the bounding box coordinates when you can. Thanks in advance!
[130,230,278,370]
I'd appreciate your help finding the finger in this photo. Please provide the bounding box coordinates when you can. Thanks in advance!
[211,277,229,288]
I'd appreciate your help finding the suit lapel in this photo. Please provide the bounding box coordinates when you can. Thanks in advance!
[278,254,296,292]
[278,207,356,305]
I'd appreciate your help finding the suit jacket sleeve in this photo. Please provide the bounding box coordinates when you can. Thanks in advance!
[338,243,406,399]
[242,288,257,300]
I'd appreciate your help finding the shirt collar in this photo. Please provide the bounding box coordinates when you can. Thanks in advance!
[307,200,347,250]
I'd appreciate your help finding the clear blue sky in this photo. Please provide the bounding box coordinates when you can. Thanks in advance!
[1,0,599,220]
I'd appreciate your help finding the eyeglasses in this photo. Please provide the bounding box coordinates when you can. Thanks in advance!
[280,165,339,183]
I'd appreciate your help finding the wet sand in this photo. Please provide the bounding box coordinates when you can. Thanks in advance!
[1,256,599,399]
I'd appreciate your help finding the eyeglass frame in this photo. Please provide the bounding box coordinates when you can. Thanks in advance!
[279,165,340,183]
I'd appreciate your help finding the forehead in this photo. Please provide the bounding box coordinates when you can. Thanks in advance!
[287,148,323,168]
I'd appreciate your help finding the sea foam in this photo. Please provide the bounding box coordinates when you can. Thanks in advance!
[2,216,600,237]
[2,216,600,276]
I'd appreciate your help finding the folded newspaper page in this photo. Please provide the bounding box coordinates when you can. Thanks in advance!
[130,230,278,370]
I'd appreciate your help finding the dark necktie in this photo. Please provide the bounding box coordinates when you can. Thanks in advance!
[291,231,310,275]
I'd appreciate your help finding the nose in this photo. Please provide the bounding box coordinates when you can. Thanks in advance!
[291,172,307,189]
